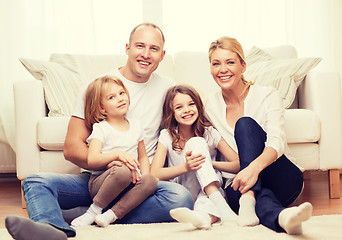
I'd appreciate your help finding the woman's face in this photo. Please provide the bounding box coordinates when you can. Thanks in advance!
[210,48,246,91]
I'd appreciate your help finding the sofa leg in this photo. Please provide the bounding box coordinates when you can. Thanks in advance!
[329,169,341,199]
[21,180,27,209]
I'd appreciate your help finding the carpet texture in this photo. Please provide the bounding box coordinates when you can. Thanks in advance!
[1,214,341,240]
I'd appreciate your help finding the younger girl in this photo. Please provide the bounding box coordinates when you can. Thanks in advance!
[151,84,239,229]
[71,75,158,228]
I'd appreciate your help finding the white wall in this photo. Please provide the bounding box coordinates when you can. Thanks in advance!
[0,0,341,151]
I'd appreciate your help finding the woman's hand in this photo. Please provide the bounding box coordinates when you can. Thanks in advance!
[231,164,260,194]
[185,151,205,172]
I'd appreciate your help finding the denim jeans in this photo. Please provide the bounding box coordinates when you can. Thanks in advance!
[225,117,303,233]
[22,172,194,237]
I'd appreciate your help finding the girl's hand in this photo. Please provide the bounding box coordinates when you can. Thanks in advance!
[185,151,205,172]
[131,169,141,184]
[115,151,140,170]
[231,165,259,194]
[106,160,123,169]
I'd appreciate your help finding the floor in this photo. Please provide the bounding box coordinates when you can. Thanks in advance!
[0,171,341,229]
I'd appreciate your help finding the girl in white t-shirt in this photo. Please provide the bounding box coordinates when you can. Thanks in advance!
[71,75,157,228]
[151,84,239,229]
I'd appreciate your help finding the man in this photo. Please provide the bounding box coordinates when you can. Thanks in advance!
[6,23,193,240]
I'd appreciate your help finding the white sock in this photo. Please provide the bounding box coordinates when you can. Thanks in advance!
[209,191,237,221]
[278,202,312,235]
[237,194,259,227]
[95,209,117,228]
[170,208,211,229]
[71,203,102,227]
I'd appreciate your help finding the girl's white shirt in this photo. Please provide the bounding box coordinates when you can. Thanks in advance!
[87,118,144,175]
[72,68,174,162]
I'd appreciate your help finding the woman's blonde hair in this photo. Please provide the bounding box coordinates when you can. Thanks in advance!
[161,84,211,153]
[209,36,253,89]
[84,75,129,129]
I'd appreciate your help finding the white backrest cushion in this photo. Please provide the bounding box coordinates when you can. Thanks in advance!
[263,45,298,59]
[20,54,174,117]
[19,57,84,117]
[245,46,321,108]
[174,52,219,97]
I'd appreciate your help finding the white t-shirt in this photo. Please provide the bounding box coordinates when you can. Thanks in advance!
[72,68,175,162]
[158,126,222,184]
[205,84,295,162]
[87,118,144,175]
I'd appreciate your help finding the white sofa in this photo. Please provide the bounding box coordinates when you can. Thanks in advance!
[14,45,342,205]
[0,124,16,173]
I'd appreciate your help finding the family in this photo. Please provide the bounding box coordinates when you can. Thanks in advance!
[5,23,312,240]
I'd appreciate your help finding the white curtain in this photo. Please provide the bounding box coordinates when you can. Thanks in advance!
[1,0,341,152]
[0,0,142,151]
[162,0,342,75]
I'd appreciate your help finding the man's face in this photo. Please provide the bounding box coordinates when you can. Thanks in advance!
[125,26,165,83]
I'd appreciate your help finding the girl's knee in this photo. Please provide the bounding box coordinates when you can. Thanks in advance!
[140,174,158,193]
[185,137,210,156]
[109,166,132,185]
[186,137,207,148]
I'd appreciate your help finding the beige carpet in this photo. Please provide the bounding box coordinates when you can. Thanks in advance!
[1,214,341,240]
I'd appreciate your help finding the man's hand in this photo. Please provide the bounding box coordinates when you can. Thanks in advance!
[185,151,205,172]
[131,169,141,184]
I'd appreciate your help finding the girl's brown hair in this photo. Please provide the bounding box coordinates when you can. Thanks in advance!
[84,75,129,129]
[161,84,211,152]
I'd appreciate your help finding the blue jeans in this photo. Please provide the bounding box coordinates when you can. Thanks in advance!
[22,172,193,237]
[225,117,303,233]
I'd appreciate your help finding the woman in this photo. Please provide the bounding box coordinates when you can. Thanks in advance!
[205,36,312,235]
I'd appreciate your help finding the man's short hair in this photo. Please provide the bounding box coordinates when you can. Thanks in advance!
[129,22,165,46]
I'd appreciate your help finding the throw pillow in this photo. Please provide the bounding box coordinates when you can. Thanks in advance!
[19,56,85,117]
[245,47,321,108]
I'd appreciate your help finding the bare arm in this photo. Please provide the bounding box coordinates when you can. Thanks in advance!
[87,139,139,171]
[63,116,92,169]
[137,140,150,175]
[212,137,240,174]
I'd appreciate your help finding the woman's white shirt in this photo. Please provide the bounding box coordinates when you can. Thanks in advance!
[205,84,295,163]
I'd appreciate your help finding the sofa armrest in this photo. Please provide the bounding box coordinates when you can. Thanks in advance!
[13,80,46,180]
[298,72,342,170]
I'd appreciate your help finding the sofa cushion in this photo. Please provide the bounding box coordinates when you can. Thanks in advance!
[37,117,70,150]
[19,56,85,117]
[245,46,322,108]
[174,52,219,97]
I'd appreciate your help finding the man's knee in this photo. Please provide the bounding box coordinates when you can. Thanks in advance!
[157,182,194,209]
[22,173,53,193]
[140,174,158,193]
